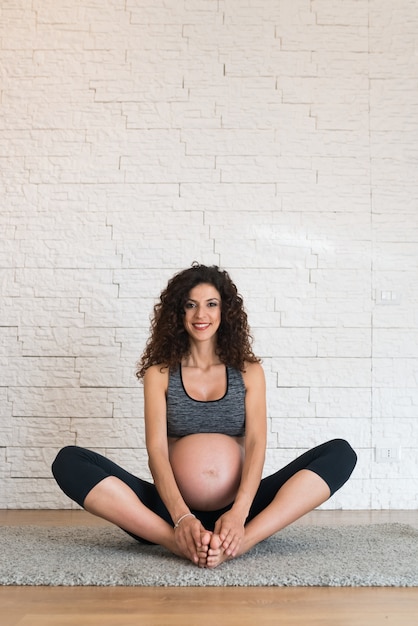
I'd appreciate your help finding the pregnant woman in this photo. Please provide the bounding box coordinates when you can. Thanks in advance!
[52,263,357,568]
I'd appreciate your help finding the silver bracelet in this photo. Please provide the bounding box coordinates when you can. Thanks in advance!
[174,512,196,529]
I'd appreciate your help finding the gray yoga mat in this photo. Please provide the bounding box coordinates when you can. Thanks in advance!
[1,523,417,587]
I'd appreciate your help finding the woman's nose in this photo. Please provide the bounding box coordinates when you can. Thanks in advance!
[194,305,205,317]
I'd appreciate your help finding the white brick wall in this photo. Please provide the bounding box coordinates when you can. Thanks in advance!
[1,0,417,509]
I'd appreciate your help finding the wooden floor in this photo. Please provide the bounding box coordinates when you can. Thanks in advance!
[1,510,418,626]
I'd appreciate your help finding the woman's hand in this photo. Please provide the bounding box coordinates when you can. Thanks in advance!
[213,510,245,557]
[174,515,208,565]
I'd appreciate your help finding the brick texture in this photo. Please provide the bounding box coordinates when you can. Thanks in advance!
[1,0,417,509]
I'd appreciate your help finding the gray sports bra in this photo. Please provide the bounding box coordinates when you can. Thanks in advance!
[166,365,246,438]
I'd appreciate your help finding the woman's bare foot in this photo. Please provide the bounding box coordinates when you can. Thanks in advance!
[197,530,212,568]
[166,529,210,566]
[205,533,232,569]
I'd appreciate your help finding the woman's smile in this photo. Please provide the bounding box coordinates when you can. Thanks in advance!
[184,283,222,340]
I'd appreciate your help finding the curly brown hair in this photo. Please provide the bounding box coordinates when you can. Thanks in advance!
[136,263,260,378]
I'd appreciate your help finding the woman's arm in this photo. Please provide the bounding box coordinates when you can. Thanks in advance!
[214,361,267,555]
[143,365,205,562]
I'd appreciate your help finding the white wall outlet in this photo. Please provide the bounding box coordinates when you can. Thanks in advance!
[375,447,401,463]
[375,290,401,306]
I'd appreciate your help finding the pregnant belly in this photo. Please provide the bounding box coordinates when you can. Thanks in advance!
[169,433,244,510]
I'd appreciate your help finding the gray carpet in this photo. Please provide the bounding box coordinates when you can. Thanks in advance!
[1,523,417,587]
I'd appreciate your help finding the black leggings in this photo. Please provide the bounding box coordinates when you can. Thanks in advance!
[52,439,357,542]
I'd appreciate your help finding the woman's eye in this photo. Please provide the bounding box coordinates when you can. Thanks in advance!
[185,302,195,309]
[208,301,218,307]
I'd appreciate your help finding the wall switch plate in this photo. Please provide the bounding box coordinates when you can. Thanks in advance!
[375,447,401,463]
[375,290,401,306]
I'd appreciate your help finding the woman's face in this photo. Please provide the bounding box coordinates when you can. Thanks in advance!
[183,283,222,343]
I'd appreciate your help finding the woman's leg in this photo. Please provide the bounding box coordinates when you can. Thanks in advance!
[82,475,188,557]
[207,439,357,567]
[51,446,183,553]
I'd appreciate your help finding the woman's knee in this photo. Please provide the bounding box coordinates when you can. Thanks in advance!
[330,438,357,473]
[323,438,357,494]
[51,445,100,507]
[51,445,80,480]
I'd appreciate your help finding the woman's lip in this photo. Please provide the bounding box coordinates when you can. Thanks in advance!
[193,323,210,330]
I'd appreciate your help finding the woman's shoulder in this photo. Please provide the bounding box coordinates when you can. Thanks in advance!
[241,360,265,389]
[143,363,170,387]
